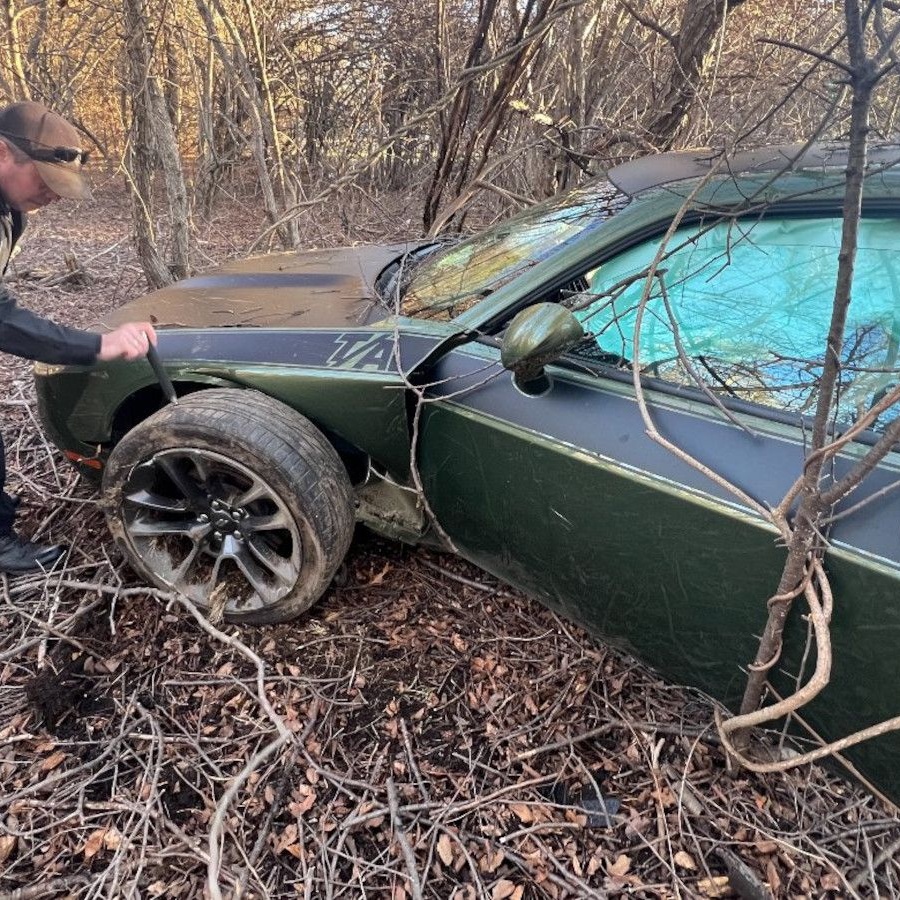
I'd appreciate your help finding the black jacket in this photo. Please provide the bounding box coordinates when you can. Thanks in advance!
[0,197,101,366]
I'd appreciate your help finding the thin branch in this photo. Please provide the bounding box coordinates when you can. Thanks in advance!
[619,0,676,45]
[757,36,852,74]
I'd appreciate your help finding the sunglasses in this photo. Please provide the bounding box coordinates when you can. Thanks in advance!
[30,145,90,165]
[1,132,89,166]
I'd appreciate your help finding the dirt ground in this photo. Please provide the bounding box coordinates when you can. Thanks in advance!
[0,174,898,899]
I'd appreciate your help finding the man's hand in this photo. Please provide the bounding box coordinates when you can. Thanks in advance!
[98,322,158,361]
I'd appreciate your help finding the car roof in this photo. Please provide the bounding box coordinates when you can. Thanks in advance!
[605,142,900,197]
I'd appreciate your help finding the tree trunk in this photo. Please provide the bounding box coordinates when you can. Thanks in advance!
[737,0,874,724]
[644,0,748,148]
[196,0,298,249]
[422,0,500,231]
[122,0,191,287]
[1,0,33,100]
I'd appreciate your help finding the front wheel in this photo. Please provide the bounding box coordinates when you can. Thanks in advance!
[102,389,355,624]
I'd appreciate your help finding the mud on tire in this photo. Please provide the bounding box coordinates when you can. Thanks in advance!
[102,388,355,624]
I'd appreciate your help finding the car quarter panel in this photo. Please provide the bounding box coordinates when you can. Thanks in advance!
[35,327,453,481]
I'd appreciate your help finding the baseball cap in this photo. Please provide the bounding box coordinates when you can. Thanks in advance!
[0,101,91,200]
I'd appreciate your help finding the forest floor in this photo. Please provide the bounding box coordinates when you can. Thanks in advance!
[0,172,898,899]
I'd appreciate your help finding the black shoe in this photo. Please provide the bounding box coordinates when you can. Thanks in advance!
[0,534,66,574]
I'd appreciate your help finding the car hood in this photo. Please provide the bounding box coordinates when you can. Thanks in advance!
[100,244,413,330]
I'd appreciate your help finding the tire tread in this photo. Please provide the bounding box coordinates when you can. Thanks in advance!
[103,389,355,624]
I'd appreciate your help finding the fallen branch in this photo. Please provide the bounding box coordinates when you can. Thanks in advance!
[387,776,425,900]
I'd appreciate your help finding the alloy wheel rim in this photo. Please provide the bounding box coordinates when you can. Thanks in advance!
[120,448,302,613]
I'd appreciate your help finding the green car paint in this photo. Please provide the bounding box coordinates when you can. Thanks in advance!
[34,147,900,805]
[417,388,900,798]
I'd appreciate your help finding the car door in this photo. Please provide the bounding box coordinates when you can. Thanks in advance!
[416,213,900,791]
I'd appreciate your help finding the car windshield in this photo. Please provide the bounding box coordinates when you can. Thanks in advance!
[400,183,620,320]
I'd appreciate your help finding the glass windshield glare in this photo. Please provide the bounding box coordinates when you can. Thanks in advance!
[401,184,618,320]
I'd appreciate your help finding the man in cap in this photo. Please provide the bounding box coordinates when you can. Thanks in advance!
[0,101,157,574]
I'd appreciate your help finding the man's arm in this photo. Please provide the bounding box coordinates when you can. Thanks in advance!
[0,285,99,365]
[0,285,156,365]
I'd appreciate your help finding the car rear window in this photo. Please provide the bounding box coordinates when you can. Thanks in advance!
[572,216,900,433]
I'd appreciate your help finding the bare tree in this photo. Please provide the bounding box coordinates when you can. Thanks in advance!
[0,0,36,101]
[643,0,750,149]
[194,0,300,248]
[718,0,900,773]
[122,0,192,287]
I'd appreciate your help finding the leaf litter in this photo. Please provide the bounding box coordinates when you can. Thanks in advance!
[0,178,897,899]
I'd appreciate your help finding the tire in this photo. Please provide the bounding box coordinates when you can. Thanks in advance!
[102,388,355,624]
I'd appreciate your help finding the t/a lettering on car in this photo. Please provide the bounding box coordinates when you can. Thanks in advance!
[325,333,395,372]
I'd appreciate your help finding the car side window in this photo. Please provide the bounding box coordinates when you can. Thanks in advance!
[567,216,900,433]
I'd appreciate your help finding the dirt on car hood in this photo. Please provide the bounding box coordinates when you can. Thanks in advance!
[100,244,412,330]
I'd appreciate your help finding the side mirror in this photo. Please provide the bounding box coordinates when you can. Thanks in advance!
[500,303,585,393]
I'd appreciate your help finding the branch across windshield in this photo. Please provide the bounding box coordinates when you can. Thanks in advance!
[400,184,621,320]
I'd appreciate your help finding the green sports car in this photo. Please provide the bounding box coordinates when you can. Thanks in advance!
[35,145,900,801]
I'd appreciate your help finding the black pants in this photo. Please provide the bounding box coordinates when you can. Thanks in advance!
[0,430,17,536]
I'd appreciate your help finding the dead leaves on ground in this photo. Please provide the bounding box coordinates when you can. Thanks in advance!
[81,827,122,860]
[0,539,897,897]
